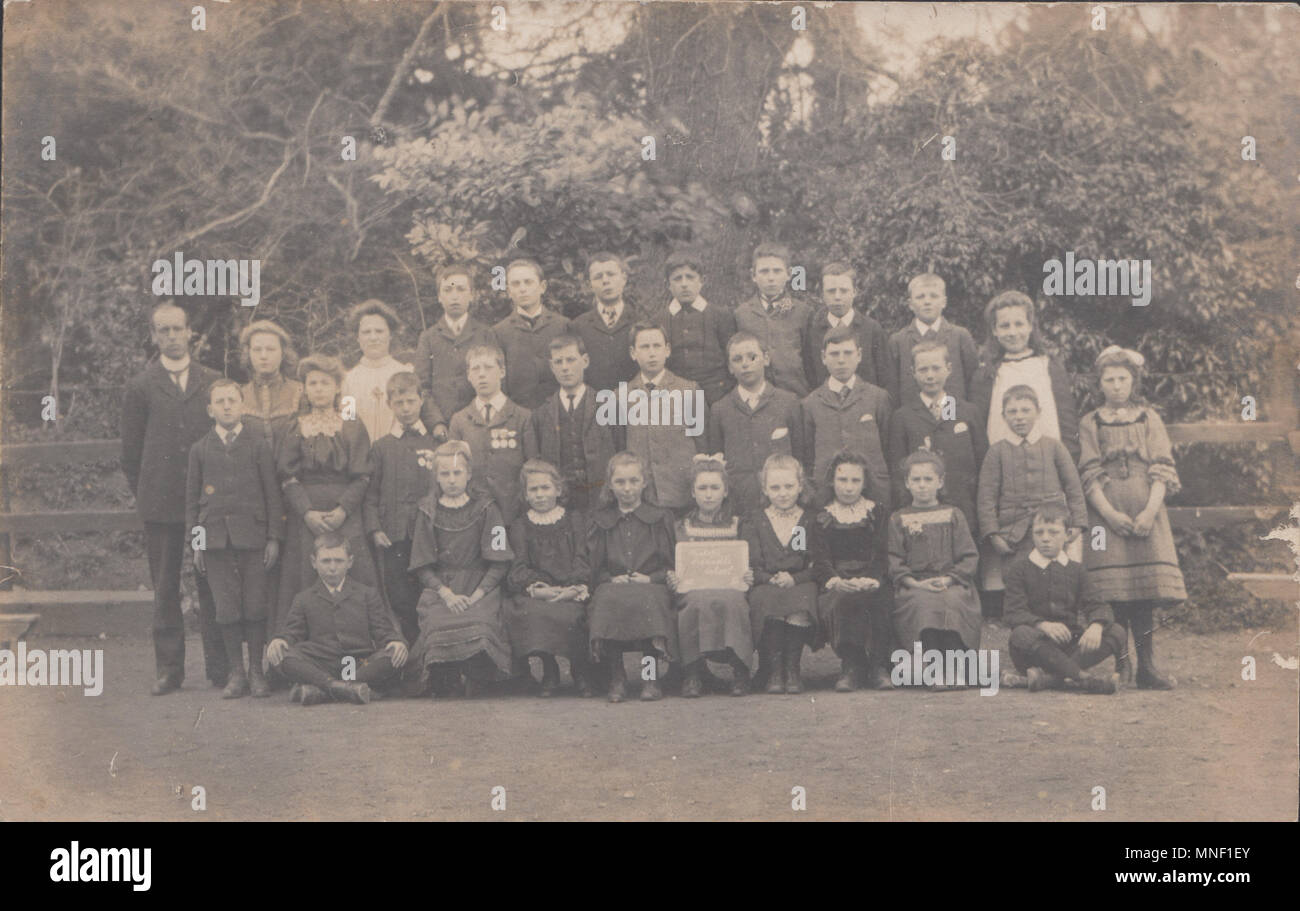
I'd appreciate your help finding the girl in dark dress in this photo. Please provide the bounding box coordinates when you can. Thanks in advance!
[586,452,678,703]
[276,355,378,628]
[668,456,755,698]
[742,453,822,695]
[409,440,514,696]
[813,451,892,692]
[505,459,593,697]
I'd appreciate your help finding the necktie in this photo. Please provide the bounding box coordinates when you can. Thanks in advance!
[603,309,616,329]
[837,385,849,403]
[566,394,576,413]
[645,382,656,394]
[483,403,493,423]
[929,398,943,420]
[168,369,185,391]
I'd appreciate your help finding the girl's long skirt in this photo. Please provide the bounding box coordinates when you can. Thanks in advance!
[817,590,880,657]
[1084,472,1186,603]
[748,581,819,634]
[506,595,588,663]
[413,587,512,680]
[893,581,982,651]
[588,582,676,660]
[676,589,754,672]
[276,480,378,630]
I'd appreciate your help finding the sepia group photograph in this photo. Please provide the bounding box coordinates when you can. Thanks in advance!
[1,0,1296,843]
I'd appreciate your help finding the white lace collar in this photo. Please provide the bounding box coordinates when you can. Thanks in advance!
[528,506,566,526]
[825,498,874,524]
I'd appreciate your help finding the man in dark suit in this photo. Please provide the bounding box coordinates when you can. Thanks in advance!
[120,301,225,694]
[527,335,617,513]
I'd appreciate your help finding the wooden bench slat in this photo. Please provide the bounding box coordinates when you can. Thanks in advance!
[0,439,122,466]
[0,590,153,607]
[1166,506,1288,528]
[0,510,141,533]
[1227,573,1300,602]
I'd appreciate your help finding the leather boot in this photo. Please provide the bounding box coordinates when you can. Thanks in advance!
[248,662,271,698]
[681,661,704,698]
[1133,604,1174,689]
[759,623,785,694]
[328,680,371,704]
[539,655,560,698]
[834,651,860,693]
[1027,667,1064,692]
[299,684,329,706]
[1064,672,1119,695]
[221,665,249,699]
[605,650,627,703]
[783,626,805,694]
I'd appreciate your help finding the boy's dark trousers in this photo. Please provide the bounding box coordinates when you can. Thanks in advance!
[1008,622,1127,678]
[377,540,420,644]
[146,522,225,685]
[279,647,398,688]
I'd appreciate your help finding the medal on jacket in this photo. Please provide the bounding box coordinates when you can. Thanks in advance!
[490,427,518,450]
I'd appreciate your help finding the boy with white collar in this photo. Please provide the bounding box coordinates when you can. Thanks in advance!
[570,252,641,397]
[624,322,704,511]
[365,371,437,642]
[977,386,1087,593]
[448,344,534,523]
[999,507,1123,694]
[803,262,887,389]
[186,378,284,698]
[660,249,736,404]
[885,273,979,405]
[415,263,497,432]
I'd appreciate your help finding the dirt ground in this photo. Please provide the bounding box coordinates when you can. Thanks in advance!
[1,625,1296,821]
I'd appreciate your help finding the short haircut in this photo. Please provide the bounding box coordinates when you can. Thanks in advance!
[548,333,586,357]
[506,257,544,282]
[312,532,352,558]
[208,377,243,403]
[910,338,951,364]
[759,453,804,491]
[465,344,505,369]
[1031,504,1070,528]
[908,273,946,295]
[726,330,765,357]
[435,262,474,288]
[519,458,566,500]
[297,353,344,387]
[385,371,421,400]
[901,449,945,478]
[821,261,855,282]
[629,321,667,347]
[586,251,626,275]
[239,319,298,378]
[821,325,861,352]
[664,249,705,278]
[151,300,189,329]
[348,299,402,338]
[752,242,791,269]
[1001,384,1040,411]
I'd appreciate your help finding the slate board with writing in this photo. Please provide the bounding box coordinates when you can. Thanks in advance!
[674,540,749,593]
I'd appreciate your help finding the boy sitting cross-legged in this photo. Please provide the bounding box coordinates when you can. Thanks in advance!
[266,533,408,705]
[999,506,1124,694]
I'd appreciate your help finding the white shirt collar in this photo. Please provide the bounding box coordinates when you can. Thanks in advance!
[477,391,509,417]
[598,300,624,322]
[217,423,243,444]
[640,370,667,387]
[668,295,708,316]
[391,419,429,439]
[444,313,469,335]
[827,309,854,328]
[1029,549,1070,569]
[159,352,191,373]
[516,303,544,320]
[323,578,346,595]
[738,381,766,408]
[1015,426,1044,445]
[913,316,945,336]
[919,391,945,411]
[827,374,857,395]
[560,386,585,410]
